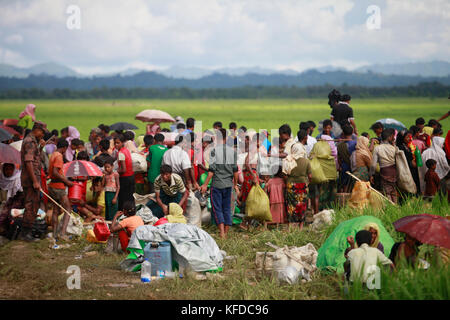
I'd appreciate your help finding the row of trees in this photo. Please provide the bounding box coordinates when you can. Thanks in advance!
[0,82,448,99]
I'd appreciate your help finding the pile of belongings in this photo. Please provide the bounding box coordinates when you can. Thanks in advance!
[120,223,224,273]
[316,216,394,273]
[347,181,385,210]
[255,242,318,284]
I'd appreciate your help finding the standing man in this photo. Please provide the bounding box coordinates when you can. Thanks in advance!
[19,122,45,241]
[330,94,358,136]
[163,135,198,190]
[146,133,168,193]
[201,129,239,239]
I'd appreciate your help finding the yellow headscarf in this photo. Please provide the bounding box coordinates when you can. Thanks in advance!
[166,203,187,224]
[363,222,380,248]
[136,135,145,151]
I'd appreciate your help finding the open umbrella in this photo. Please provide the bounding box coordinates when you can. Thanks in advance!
[1,119,19,126]
[0,125,20,136]
[0,143,21,164]
[109,122,138,131]
[393,214,450,249]
[63,160,103,178]
[376,118,407,132]
[0,128,13,142]
[9,140,22,152]
[135,109,175,123]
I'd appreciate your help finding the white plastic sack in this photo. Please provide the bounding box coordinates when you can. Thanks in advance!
[277,266,300,285]
[58,212,83,237]
[136,205,159,225]
[131,153,147,173]
[133,193,155,206]
[272,243,318,282]
[395,150,417,194]
[311,209,334,230]
[185,191,202,228]
[201,207,211,225]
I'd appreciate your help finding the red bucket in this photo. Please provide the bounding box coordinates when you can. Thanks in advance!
[94,222,111,241]
[154,217,168,226]
[68,182,84,202]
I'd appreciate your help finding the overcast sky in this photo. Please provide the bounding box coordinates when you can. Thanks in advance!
[0,0,449,74]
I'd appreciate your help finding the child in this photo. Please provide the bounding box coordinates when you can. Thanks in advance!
[110,200,144,252]
[264,167,286,228]
[345,230,393,284]
[424,159,440,200]
[77,177,105,222]
[103,159,120,221]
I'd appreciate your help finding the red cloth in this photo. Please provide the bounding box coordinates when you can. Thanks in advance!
[445,130,450,161]
[118,147,134,177]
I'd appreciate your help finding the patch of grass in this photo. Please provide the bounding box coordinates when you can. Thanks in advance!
[0,98,447,141]
[0,195,448,299]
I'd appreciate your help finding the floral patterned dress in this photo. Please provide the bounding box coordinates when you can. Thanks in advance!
[285,182,308,223]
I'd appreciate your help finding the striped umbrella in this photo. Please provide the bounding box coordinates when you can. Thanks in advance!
[63,160,103,178]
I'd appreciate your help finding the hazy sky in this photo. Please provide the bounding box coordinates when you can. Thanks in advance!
[0,0,449,74]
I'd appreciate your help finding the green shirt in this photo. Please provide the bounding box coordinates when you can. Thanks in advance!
[147,144,168,183]
[17,115,33,129]
[287,157,311,184]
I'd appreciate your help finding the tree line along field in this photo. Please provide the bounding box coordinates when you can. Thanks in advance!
[0,98,448,140]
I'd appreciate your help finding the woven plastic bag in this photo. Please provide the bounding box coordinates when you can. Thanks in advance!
[310,157,327,184]
[395,150,417,194]
[245,184,272,222]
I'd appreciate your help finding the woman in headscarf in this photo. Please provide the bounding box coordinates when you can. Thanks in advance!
[345,222,385,255]
[419,135,450,195]
[352,136,373,182]
[285,130,310,229]
[0,163,22,201]
[63,126,80,162]
[17,104,36,129]
[309,137,338,213]
[396,130,420,196]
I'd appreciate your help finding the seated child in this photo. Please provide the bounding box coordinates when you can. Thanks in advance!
[77,177,105,222]
[424,159,440,200]
[344,230,393,284]
[110,200,144,251]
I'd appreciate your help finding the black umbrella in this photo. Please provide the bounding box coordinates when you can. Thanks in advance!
[109,122,138,131]
[0,128,13,142]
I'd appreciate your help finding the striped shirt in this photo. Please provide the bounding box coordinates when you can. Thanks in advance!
[154,173,186,196]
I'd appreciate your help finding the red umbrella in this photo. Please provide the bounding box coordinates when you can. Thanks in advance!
[2,119,19,126]
[135,109,175,123]
[0,125,20,136]
[63,160,103,178]
[0,143,21,164]
[393,214,450,249]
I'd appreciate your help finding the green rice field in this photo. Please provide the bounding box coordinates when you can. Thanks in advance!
[1,98,448,140]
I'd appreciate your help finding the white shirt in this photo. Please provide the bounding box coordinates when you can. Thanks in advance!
[347,243,392,283]
[162,145,191,174]
[294,135,317,156]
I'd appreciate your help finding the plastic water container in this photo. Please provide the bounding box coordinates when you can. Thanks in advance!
[68,182,84,202]
[94,222,111,241]
[143,241,173,276]
[141,259,152,283]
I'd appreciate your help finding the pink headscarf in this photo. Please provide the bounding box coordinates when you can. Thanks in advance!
[65,126,80,162]
[19,104,36,121]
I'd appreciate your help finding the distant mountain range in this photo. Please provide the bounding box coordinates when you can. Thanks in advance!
[1,68,450,91]
[1,60,450,80]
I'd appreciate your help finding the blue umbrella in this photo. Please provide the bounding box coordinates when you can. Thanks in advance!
[376,118,407,132]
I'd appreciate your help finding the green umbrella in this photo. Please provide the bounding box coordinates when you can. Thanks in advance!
[317,216,395,273]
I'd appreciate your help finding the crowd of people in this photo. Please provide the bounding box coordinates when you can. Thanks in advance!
[0,96,449,246]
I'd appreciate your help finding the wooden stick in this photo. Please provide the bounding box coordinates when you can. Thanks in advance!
[345,171,396,205]
[40,188,73,216]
